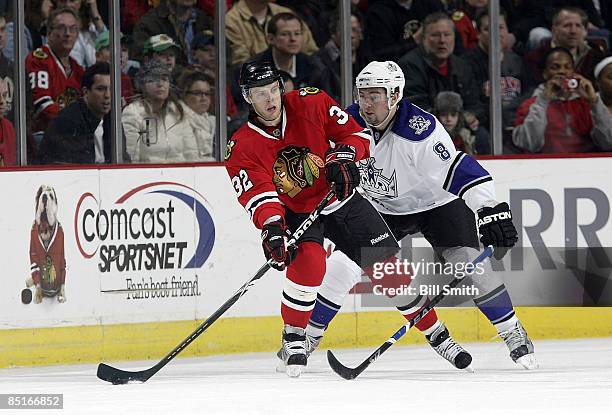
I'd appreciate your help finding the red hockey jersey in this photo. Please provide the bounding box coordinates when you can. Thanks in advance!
[26,45,84,132]
[225,88,371,229]
[30,222,66,296]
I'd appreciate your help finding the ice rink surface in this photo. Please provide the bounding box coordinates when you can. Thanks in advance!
[2,338,612,415]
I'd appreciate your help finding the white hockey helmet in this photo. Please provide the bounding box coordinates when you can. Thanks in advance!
[355,61,405,107]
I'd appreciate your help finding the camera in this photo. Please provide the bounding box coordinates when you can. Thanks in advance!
[562,78,579,91]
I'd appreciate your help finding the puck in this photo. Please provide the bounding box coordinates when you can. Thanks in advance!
[21,288,32,304]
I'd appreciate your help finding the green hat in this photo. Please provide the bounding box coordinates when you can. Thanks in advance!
[143,34,180,55]
[95,31,128,51]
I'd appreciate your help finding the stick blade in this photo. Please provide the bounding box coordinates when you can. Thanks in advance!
[326,350,363,380]
[97,363,152,384]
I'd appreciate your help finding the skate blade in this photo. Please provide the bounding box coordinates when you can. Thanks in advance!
[275,360,285,373]
[463,365,475,373]
[516,354,539,370]
[286,365,303,378]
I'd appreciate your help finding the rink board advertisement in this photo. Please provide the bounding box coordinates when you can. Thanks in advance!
[1,157,612,366]
[0,166,285,331]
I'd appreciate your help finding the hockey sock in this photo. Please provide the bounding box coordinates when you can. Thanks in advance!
[307,294,341,337]
[473,284,517,332]
[401,304,440,333]
[307,251,362,336]
[282,242,326,328]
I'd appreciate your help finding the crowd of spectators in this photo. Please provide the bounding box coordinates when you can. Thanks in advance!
[0,0,610,167]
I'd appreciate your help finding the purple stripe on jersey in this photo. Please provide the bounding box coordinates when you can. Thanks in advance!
[447,154,490,196]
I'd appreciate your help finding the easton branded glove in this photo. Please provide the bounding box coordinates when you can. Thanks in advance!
[477,202,518,260]
[325,144,360,200]
[261,218,295,271]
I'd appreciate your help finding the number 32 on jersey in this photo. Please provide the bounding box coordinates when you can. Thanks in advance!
[232,169,253,196]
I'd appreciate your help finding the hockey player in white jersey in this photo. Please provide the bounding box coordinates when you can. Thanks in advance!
[306,61,537,370]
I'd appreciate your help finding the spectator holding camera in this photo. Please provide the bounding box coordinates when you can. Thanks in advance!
[524,7,607,88]
[513,47,611,153]
[122,60,198,163]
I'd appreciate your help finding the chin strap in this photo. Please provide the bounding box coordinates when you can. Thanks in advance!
[361,102,399,130]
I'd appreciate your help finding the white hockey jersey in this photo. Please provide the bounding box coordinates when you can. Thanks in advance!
[346,100,497,215]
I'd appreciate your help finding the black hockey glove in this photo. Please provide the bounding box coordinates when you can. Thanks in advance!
[477,202,518,260]
[325,144,360,201]
[261,218,295,271]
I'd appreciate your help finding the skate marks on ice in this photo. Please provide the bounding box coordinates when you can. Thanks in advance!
[0,338,611,415]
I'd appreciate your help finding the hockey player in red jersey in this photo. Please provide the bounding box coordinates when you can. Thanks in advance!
[226,60,472,377]
[26,8,84,137]
[226,60,373,377]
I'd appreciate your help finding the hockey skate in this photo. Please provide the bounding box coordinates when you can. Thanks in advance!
[278,325,307,377]
[276,332,321,374]
[426,323,473,371]
[499,321,538,370]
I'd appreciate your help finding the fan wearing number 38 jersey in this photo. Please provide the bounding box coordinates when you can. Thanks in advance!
[25,10,87,132]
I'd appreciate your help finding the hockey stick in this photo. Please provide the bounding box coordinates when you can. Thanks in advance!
[97,189,336,384]
[327,246,494,380]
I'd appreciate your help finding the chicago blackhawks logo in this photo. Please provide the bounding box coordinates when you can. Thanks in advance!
[299,87,320,96]
[56,87,80,111]
[225,139,236,161]
[272,146,324,198]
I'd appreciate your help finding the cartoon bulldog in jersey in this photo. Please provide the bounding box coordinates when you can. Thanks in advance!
[272,146,324,197]
[25,185,67,304]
